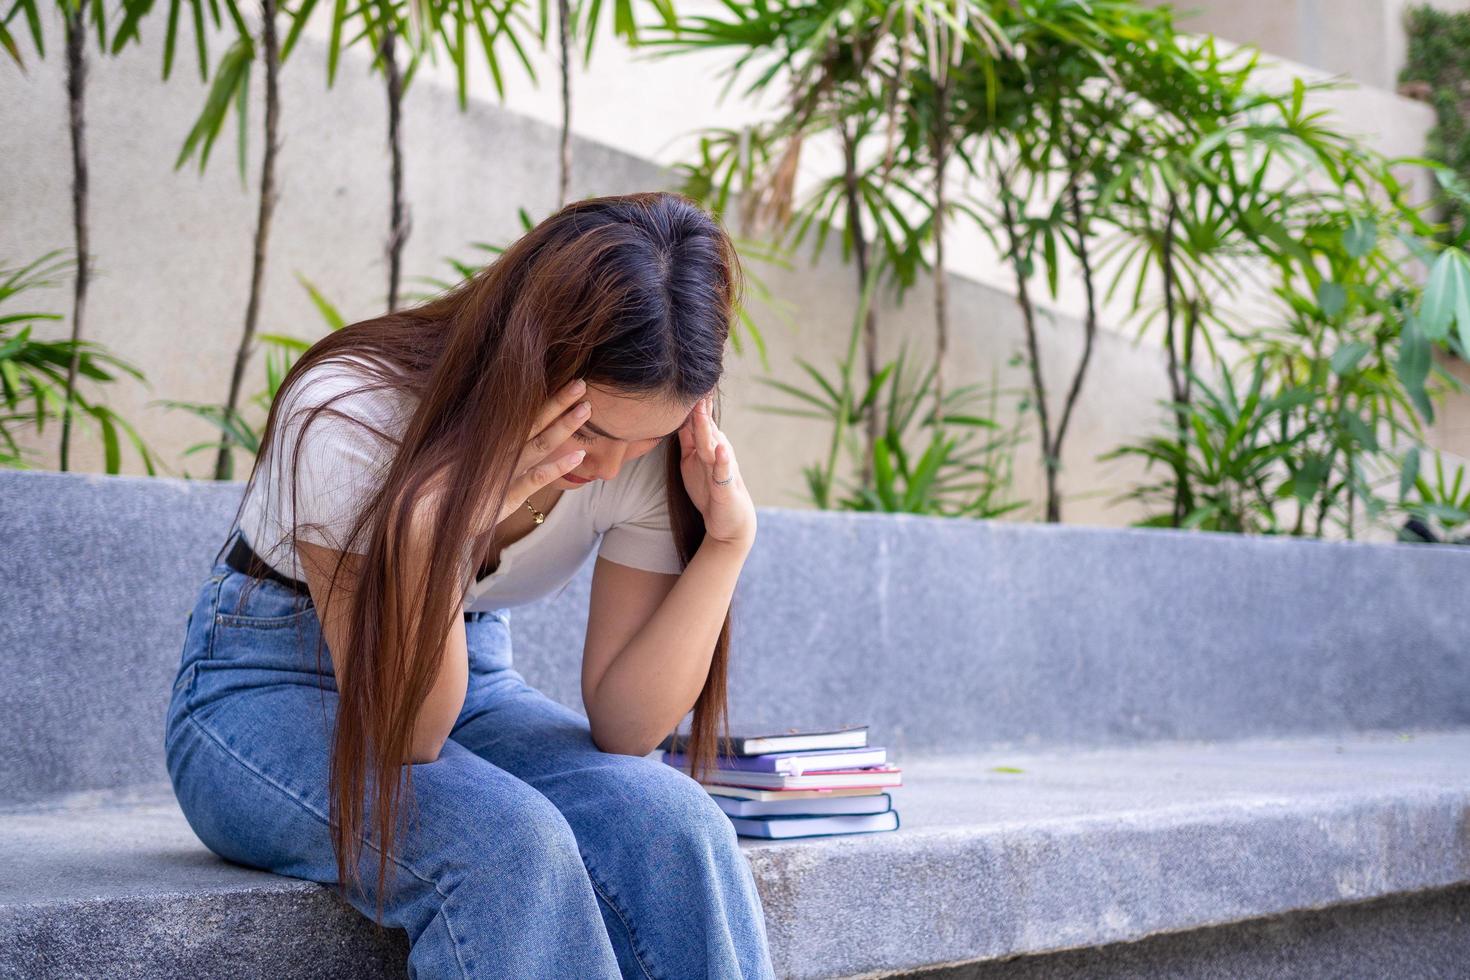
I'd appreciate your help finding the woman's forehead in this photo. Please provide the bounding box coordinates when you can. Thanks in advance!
[583,386,698,441]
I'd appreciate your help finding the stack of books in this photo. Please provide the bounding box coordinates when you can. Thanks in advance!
[654,723,901,840]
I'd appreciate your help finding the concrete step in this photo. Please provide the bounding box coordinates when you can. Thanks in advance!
[899,884,1470,980]
[3,729,1467,979]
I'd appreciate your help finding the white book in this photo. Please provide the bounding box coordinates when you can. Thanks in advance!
[713,791,893,818]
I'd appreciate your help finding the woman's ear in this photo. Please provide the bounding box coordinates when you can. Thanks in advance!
[677,415,694,458]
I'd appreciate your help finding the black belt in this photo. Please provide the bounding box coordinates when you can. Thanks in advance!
[225,533,312,595]
[228,535,486,621]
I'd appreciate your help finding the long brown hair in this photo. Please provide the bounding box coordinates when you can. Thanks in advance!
[215,191,744,922]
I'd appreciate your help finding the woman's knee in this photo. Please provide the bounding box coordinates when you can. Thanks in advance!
[604,755,741,859]
[411,761,590,892]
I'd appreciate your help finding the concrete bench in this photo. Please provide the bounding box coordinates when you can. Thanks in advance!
[3,468,1468,978]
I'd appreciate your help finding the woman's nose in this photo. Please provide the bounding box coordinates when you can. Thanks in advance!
[588,445,628,482]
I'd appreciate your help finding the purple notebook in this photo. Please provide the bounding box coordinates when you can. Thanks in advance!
[662,746,887,774]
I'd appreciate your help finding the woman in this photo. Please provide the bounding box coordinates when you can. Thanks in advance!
[163,191,776,978]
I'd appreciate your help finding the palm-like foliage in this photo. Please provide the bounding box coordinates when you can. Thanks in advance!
[114,0,297,479]
[755,334,1026,515]
[1397,448,1470,543]
[646,0,1006,493]
[0,251,159,472]
[283,0,531,311]
[3,0,155,470]
[1100,357,1314,533]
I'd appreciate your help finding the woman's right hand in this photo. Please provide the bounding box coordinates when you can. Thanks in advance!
[487,377,591,529]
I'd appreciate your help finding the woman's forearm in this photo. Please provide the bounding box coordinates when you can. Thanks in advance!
[587,535,753,756]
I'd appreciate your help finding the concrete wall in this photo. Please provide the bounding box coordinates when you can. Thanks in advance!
[2,1,1464,534]
[1151,0,1470,92]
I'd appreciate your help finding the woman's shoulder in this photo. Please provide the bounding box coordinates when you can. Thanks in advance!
[290,352,394,397]
[261,354,418,479]
[280,353,413,426]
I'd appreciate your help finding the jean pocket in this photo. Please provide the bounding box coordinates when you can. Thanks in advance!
[214,571,318,630]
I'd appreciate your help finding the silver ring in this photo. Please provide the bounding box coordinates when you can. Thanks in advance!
[713,474,734,486]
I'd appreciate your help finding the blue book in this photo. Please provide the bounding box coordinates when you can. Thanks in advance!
[728,810,900,839]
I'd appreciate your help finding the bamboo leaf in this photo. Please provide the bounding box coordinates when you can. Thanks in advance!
[1330,340,1371,376]
[1421,248,1470,343]
[1400,447,1420,502]
[1396,313,1434,423]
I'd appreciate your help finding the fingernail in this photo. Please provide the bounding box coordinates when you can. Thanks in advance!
[573,449,586,460]
[576,400,590,414]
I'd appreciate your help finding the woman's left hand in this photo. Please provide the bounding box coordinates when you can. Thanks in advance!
[678,394,756,550]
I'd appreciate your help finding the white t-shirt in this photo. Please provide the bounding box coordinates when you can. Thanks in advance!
[236,354,686,611]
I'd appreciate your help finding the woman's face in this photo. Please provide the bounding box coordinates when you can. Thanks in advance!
[551,384,698,488]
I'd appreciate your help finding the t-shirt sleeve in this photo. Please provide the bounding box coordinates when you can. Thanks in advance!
[596,440,686,575]
[263,363,400,556]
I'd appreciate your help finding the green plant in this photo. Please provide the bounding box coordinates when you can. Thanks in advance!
[3,0,149,469]
[648,0,1470,533]
[1212,133,1470,538]
[893,0,1299,524]
[1102,356,1326,533]
[648,0,976,492]
[755,330,1026,516]
[134,0,514,475]
[847,358,1026,518]
[0,251,158,472]
[1084,19,1470,539]
[284,0,536,312]
[1396,447,1470,543]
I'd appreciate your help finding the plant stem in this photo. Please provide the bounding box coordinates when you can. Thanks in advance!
[59,3,89,473]
[931,71,951,432]
[558,0,572,207]
[214,0,282,481]
[1048,173,1100,521]
[998,169,1055,520]
[382,22,409,313]
[837,118,880,489]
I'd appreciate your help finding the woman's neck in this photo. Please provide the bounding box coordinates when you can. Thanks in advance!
[475,485,566,580]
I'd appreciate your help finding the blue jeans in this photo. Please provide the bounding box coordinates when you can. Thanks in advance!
[163,530,776,979]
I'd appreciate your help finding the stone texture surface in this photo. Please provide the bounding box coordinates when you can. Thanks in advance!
[2,887,407,980]
[891,883,1470,980]
[3,731,1468,979]
[4,468,1469,803]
